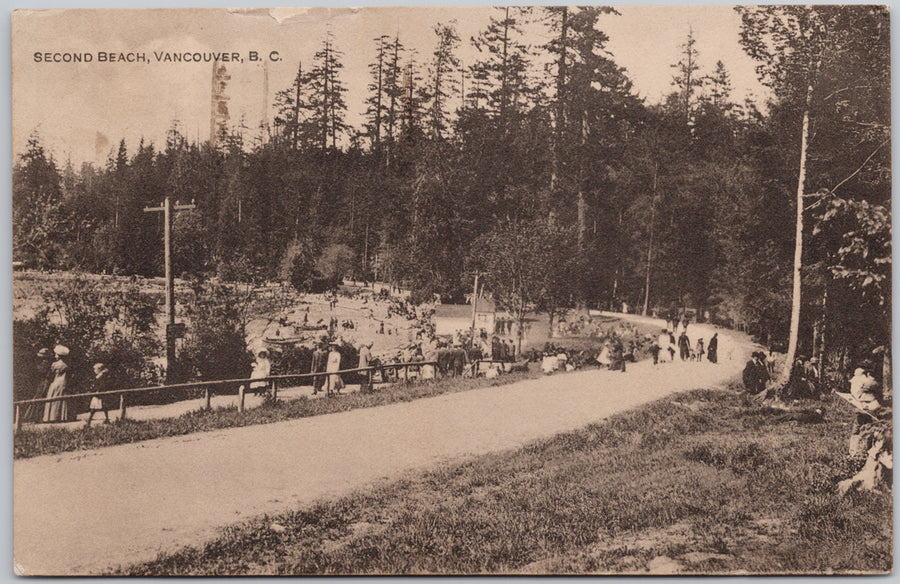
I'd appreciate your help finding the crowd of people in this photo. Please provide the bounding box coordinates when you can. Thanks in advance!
[740,347,885,410]
[26,281,883,427]
[644,321,720,367]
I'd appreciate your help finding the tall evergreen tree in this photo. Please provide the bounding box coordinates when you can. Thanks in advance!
[12,134,64,268]
[425,22,461,140]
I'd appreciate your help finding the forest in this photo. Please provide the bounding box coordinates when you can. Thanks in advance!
[12,6,891,383]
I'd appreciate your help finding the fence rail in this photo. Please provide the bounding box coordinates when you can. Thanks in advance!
[14,360,438,432]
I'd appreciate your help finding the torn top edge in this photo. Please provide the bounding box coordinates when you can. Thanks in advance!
[226,7,362,24]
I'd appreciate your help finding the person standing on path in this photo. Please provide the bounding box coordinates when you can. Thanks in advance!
[43,345,71,423]
[24,348,53,423]
[695,338,705,362]
[707,333,718,364]
[326,343,345,396]
[649,341,661,365]
[249,350,272,396]
[86,363,112,427]
[609,339,626,372]
[491,336,502,362]
[678,332,691,361]
[358,342,372,392]
[311,342,327,395]
[656,330,670,363]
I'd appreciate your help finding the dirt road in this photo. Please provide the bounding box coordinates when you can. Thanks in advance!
[15,326,749,575]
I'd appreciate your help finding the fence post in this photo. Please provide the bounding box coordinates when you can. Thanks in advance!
[238,384,245,413]
[204,387,211,410]
[272,379,278,402]
[14,405,21,434]
[367,368,373,393]
[119,394,127,421]
[404,365,409,382]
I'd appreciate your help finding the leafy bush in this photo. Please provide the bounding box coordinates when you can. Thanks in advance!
[408,285,438,306]
[280,238,318,292]
[315,244,356,281]
[181,279,254,381]
[13,274,161,408]
[276,344,315,375]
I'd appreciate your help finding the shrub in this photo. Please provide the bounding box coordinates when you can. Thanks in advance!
[315,244,356,281]
[181,279,253,382]
[280,238,318,292]
[276,344,315,375]
[408,285,438,306]
[13,274,161,409]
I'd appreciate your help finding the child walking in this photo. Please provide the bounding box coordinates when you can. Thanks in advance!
[86,362,112,426]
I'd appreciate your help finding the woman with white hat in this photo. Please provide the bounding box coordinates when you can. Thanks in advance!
[43,345,71,423]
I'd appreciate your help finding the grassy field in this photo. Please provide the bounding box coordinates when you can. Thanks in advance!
[119,386,891,576]
[14,370,543,460]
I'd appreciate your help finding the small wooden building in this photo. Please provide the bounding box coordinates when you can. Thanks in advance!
[433,298,496,337]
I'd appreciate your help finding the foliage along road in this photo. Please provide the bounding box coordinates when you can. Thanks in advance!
[14,320,752,575]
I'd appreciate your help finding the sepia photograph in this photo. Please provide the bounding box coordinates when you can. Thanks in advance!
[10,5,892,575]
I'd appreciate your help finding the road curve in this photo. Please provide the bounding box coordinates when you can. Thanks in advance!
[15,327,748,575]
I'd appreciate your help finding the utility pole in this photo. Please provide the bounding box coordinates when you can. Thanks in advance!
[144,196,196,383]
[469,272,480,350]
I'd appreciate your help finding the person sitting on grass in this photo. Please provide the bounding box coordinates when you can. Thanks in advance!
[541,351,558,374]
[86,363,112,427]
[850,363,880,411]
[742,351,769,394]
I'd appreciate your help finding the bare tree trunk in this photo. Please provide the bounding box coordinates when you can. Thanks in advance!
[549,7,567,199]
[642,225,653,317]
[781,86,813,382]
[642,161,659,317]
[576,110,588,315]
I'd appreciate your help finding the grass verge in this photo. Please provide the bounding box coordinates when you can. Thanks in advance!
[119,386,891,576]
[14,370,540,460]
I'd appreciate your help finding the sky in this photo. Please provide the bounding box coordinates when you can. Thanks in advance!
[11,6,770,166]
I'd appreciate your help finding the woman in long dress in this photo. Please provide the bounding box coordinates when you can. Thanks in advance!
[326,344,345,395]
[657,330,671,363]
[43,345,70,423]
[24,348,53,423]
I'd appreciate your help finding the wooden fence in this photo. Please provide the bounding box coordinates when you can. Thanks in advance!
[13,361,438,433]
